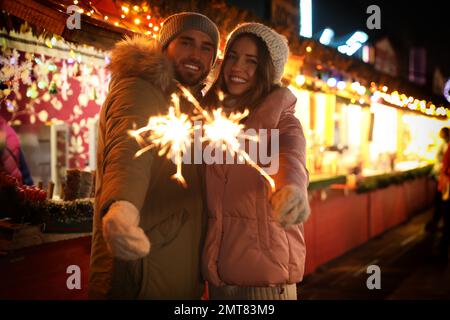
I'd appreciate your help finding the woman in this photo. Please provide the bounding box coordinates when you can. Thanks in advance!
[202,23,310,300]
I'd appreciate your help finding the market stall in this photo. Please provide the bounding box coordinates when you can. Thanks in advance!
[304,165,436,275]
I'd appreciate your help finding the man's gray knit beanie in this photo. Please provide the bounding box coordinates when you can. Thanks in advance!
[159,12,220,64]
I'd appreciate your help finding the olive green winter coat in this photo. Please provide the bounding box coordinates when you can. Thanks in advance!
[88,36,206,299]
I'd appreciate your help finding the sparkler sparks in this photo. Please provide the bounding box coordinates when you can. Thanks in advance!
[202,107,250,152]
[129,85,276,191]
[128,94,192,187]
[202,107,276,192]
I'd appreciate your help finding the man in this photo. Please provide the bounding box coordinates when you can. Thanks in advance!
[88,12,219,299]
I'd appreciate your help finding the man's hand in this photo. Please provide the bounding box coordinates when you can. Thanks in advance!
[270,184,310,228]
[102,200,151,260]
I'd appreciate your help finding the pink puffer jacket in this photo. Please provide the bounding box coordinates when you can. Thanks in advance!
[202,87,309,287]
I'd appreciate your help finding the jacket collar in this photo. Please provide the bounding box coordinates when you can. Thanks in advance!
[107,36,173,93]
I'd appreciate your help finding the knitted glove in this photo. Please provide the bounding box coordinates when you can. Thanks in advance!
[102,200,151,260]
[270,184,310,228]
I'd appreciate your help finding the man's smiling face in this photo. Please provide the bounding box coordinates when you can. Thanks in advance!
[165,29,215,86]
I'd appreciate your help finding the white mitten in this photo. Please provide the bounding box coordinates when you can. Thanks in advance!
[270,184,310,228]
[102,200,151,260]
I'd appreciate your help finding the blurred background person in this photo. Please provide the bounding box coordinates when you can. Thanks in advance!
[437,127,450,259]
[426,127,449,232]
[0,115,34,186]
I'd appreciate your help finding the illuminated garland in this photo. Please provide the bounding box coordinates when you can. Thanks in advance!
[3,1,448,121]
[68,0,164,38]
[291,73,450,119]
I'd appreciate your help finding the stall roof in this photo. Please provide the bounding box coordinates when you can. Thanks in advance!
[0,0,134,51]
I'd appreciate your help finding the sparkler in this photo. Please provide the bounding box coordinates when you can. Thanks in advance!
[177,84,276,192]
[202,107,276,192]
[128,93,192,187]
[129,84,276,192]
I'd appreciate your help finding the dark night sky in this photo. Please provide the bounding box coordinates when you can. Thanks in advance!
[227,0,450,81]
[313,0,450,77]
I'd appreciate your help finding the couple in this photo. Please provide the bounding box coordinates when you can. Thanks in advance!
[88,12,310,300]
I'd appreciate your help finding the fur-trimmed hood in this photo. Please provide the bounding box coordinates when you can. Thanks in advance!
[107,36,174,93]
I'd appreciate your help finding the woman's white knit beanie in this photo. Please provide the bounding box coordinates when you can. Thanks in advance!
[225,22,289,84]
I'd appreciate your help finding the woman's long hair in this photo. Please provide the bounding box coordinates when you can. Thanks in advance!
[203,33,280,112]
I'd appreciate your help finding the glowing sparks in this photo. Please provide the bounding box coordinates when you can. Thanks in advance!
[128,94,192,187]
[130,85,276,191]
[202,107,275,191]
[176,83,211,121]
[202,107,249,153]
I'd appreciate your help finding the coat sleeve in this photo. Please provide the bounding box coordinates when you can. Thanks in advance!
[98,77,167,216]
[270,108,310,198]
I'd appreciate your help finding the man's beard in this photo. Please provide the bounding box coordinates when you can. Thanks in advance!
[173,60,209,87]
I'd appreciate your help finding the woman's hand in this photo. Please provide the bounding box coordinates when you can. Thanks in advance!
[270,184,310,228]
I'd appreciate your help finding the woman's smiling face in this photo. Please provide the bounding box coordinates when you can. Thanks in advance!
[223,35,259,96]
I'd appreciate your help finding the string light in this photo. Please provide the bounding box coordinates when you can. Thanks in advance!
[58,2,448,119]
[327,77,337,87]
[294,73,448,118]
[357,85,366,95]
[296,75,306,86]
[62,1,165,39]
[351,81,360,91]
[337,81,346,90]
